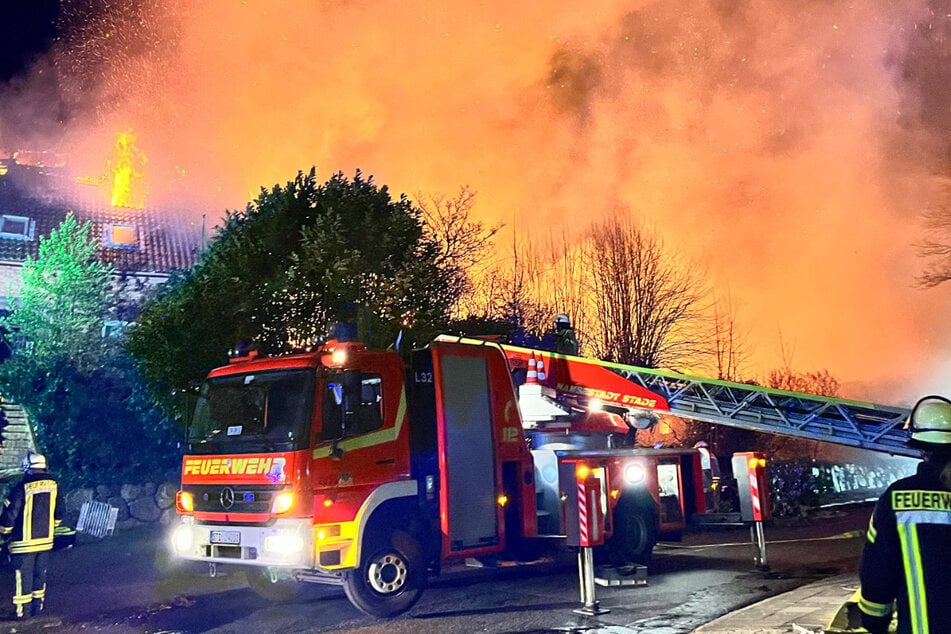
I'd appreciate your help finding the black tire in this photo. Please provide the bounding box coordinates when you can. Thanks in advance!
[343,530,426,618]
[605,493,658,566]
[246,567,303,602]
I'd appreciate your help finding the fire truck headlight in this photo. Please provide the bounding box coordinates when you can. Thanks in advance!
[264,534,304,555]
[272,492,294,514]
[624,463,647,485]
[173,524,194,553]
[176,490,194,513]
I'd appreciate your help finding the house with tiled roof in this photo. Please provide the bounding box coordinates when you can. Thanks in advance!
[0,156,205,469]
[0,158,204,309]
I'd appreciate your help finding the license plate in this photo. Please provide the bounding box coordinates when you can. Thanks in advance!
[210,530,241,545]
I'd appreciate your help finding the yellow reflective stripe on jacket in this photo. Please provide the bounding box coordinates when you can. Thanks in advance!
[866,515,877,543]
[897,522,928,634]
[23,493,34,542]
[858,592,893,618]
[8,538,54,554]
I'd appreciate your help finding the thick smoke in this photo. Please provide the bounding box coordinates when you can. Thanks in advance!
[1,0,949,403]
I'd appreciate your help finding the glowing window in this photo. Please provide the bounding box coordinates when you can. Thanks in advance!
[0,215,35,241]
[103,223,137,249]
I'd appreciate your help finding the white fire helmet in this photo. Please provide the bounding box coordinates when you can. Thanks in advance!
[21,451,47,471]
[907,396,951,448]
[555,313,571,327]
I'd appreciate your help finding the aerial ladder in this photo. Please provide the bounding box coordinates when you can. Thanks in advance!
[493,341,917,459]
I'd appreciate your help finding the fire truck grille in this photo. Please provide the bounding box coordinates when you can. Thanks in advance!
[184,485,279,513]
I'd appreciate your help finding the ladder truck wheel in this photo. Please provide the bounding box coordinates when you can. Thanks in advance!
[245,567,303,602]
[605,492,658,566]
[343,529,426,618]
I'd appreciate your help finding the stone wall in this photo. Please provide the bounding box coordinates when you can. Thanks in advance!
[62,481,179,531]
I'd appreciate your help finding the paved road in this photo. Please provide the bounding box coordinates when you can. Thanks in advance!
[0,504,872,633]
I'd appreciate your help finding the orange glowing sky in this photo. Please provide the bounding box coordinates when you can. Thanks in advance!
[1,1,949,404]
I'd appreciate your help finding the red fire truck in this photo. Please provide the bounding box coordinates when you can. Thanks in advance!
[171,330,914,617]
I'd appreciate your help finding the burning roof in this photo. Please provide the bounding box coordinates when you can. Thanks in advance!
[0,159,201,275]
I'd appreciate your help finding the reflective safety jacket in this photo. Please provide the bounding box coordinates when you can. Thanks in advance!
[0,469,61,555]
[858,460,951,634]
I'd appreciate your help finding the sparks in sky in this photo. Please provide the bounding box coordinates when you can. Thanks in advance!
[0,0,948,403]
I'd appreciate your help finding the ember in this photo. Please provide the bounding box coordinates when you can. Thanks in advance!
[0,1,947,402]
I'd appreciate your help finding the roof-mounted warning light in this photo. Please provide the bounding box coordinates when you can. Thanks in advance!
[332,321,358,343]
[320,322,368,368]
[228,340,261,363]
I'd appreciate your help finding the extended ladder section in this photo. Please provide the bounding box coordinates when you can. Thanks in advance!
[440,337,918,458]
[600,363,916,458]
[477,339,918,459]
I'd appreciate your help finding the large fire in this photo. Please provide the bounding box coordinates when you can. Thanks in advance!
[109,130,146,208]
[0,1,948,403]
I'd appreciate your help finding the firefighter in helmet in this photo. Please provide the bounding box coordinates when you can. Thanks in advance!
[858,395,951,634]
[0,452,62,620]
[554,313,578,355]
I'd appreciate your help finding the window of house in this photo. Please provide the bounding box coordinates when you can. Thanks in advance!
[0,215,35,241]
[103,223,138,249]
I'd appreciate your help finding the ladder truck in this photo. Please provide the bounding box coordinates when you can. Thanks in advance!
[171,331,915,617]
[494,339,915,562]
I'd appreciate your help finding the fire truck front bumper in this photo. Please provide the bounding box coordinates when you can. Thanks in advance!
[172,516,315,569]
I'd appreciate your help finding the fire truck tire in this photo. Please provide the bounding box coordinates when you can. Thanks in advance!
[245,567,303,602]
[343,529,426,618]
[605,494,657,566]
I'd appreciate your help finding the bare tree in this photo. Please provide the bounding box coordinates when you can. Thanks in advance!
[765,337,840,397]
[416,186,502,317]
[917,177,951,287]
[709,290,750,381]
[679,291,752,457]
[760,338,840,459]
[512,229,591,350]
[583,217,708,369]
[503,232,552,341]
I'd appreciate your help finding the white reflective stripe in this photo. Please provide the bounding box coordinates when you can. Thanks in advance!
[895,509,951,526]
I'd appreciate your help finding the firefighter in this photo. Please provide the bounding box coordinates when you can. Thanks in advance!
[858,395,951,634]
[694,441,721,510]
[554,313,578,355]
[0,452,62,620]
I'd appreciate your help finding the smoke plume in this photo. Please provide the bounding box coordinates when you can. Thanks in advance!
[1,0,949,403]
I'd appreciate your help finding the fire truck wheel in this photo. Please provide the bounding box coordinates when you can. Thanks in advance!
[245,567,303,602]
[343,530,426,618]
[605,493,657,566]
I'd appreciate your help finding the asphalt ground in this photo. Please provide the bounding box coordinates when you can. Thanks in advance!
[0,505,873,634]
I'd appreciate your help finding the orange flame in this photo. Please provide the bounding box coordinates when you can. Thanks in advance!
[110,130,147,208]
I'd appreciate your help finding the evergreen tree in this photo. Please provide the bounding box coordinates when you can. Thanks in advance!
[129,169,462,418]
[4,213,112,371]
[0,213,178,488]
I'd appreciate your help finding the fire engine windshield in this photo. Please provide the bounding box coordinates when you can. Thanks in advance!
[188,369,315,454]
